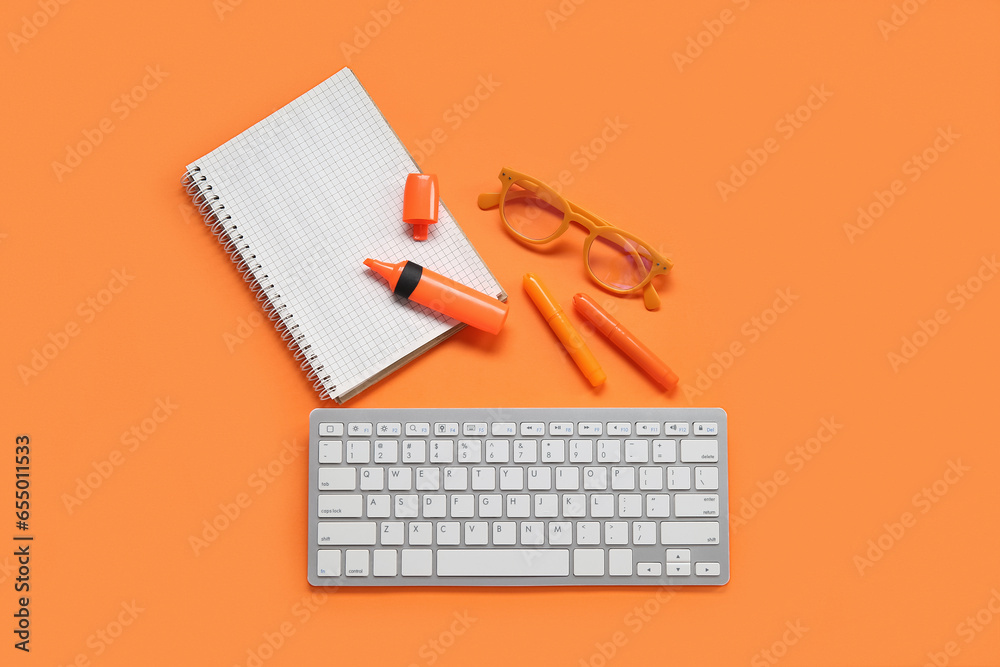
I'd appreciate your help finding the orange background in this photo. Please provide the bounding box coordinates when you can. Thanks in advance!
[3,0,999,665]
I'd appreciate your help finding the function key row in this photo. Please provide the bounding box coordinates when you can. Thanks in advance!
[319,421,719,438]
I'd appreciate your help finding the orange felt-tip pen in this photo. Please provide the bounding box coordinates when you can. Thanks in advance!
[573,293,679,390]
[364,258,508,334]
[523,273,605,386]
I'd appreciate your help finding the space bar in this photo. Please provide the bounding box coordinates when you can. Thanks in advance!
[437,549,570,576]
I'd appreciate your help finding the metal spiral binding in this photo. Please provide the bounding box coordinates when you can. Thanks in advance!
[181,167,333,398]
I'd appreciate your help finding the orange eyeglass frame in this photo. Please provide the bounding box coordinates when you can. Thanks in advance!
[478,167,673,310]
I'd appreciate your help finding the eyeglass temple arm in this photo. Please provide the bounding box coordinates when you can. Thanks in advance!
[477,193,501,209]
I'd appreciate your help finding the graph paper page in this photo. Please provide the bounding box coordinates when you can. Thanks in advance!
[187,69,503,399]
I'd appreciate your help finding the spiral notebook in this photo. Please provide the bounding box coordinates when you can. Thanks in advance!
[182,68,505,402]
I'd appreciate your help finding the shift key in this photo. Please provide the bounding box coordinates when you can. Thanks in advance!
[661,521,720,544]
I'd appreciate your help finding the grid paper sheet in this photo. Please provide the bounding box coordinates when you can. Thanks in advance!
[187,69,503,401]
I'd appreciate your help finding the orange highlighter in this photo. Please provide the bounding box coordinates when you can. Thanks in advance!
[523,273,605,386]
[573,293,679,390]
[364,258,508,334]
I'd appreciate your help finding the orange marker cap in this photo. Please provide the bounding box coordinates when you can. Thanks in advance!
[403,173,439,241]
[364,258,508,335]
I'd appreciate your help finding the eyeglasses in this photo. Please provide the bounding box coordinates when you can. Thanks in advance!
[478,167,672,310]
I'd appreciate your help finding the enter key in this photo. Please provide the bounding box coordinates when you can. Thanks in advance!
[674,494,720,517]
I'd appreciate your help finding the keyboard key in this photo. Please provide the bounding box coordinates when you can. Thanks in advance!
[319,423,343,437]
[652,439,677,463]
[376,423,401,436]
[607,422,631,436]
[373,440,398,463]
[591,494,614,517]
[681,439,718,463]
[663,422,689,435]
[609,548,632,575]
[422,494,446,518]
[535,494,558,517]
[666,549,691,562]
[492,422,516,436]
[435,423,459,436]
[380,522,404,545]
[646,495,670,517]
[549,522,572,545]
[605,522,628,544]
[695,467,719,490]
[360,467,384,490]
[667,562,691,576]
[573,549,604,576]
[660,521,720,545]
[555,467,579,490]
[318,440,342,463]
[465,522,488,545]
[577,521,600,545]
[401,549,433,576]
[597,440,621,462]
[479,494,502,517]
[346,440,370,463]
[625,439,649,462]
[472,467,496,490]
[318,494,362,518]
[521,521,545,545]
[639,467,664,490]
[541,439,566,463]
[492,521,517,545]
[387,467,412,490]
[443,467,468,490]
[499,467,524,490]
[373,549,397,576]
[550,422,573,436]
[436,522,460,545]
[569,439,594,462]
[583,467,608,490]
[317,549,340,577]
[520,422,545,436]
[633,521,656,545]
[319,468,355,491]
[635,422,660,436]
[618,494,643,518]
[395,495,418,518]
[318,522,376,545]
[415,468,440,490]
[485,439,510,463]
[401,440,426,463]
[457,439,481,463]
[463,422,488,436]
[451,494,474,518]
[409,522,432,545]
[345,549,369,576]
[405,422,430,436]
[563,494,586,517]
[611,467,635,490]
[527,467,551,490]
[367,495,390,518]
[578,422,603,435]
[693,422,718,436]
[438,549,569,576]
[513,439,537,463]
[429,440,454,463]
[668,466,692,490]
[347,423,372,437]
[506,494,530,517]
[696,562,722,576]
[637,562,661,576]
[674,494,720,517]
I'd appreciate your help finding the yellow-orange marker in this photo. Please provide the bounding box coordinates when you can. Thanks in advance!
[523,273,605,386]
[364,258,508,334]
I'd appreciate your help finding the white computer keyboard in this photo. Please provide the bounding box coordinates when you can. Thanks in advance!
[308,408,729,586]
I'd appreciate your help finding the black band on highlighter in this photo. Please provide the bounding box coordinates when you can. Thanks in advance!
[394,261,423,299]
